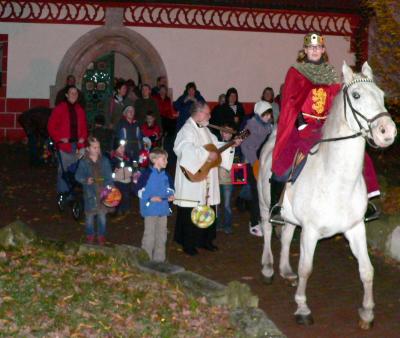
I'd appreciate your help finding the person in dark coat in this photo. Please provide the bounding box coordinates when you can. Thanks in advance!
[134,84,160,127]
[18,106,52,166]
[151,76,168,96]
[209,93,226,137]
[91,114,114,155]
[109,137,133,216]
[210,87,245,131]
[174,82,205,131]
[108,80,134,129]
[114,105,142,162]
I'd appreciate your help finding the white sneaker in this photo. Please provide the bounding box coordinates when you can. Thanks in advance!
[249,223,263,237]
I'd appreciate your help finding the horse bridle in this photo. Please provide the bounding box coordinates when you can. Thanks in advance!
[310,78,391,154]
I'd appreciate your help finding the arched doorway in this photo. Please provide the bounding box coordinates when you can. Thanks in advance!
[51,26,167,117]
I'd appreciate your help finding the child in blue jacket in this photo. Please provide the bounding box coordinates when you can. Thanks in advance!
[135,148,174,262]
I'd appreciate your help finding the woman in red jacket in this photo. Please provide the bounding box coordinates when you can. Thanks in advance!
[270,32,380,224]
[152,84,177,168]
[48,85,88,193]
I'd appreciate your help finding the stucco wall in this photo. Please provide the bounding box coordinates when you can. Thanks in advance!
[1,22,354,101]
[0,23,97,99]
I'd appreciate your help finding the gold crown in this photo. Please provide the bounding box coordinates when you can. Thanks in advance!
[304,33,325,46]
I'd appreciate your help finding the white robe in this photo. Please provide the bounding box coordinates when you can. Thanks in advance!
[173,117,234,208]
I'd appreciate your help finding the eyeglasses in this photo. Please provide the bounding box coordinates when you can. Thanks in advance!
[306,45,324,51]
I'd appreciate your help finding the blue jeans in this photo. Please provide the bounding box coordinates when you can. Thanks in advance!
[56,145,77,193]
[85,213,107,236]
[239,183,252,200]
[217,185,233,230]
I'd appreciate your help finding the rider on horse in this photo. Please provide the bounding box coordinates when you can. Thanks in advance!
[270,32,381,225]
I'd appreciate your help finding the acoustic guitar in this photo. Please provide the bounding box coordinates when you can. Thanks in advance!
[180,129,250,182]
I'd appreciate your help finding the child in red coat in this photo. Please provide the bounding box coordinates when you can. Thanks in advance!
[140,112,161,148]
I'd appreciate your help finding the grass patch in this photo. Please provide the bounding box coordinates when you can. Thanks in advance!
[0,245,235,337]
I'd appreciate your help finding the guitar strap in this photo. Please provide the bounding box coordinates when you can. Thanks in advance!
[204,127,213,207]
[205,174,210,206]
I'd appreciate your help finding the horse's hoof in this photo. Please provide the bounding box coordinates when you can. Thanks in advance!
[295,314,314,326]
[261,274,274,285]
[284,277,298,287]
[359,319,373,330]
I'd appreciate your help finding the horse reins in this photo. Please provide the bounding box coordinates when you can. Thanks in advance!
[310,78,391,155]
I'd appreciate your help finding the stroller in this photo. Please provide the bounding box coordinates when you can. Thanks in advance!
[56,150,84,221]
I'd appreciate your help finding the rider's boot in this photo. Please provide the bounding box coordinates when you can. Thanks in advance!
[269,178,286,225]
[364,200,380,222]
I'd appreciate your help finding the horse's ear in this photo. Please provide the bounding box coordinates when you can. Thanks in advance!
[361,62,374,80]
[342,61,353,84]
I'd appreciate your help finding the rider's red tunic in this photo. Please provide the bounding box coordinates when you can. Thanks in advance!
[272,66,341,176]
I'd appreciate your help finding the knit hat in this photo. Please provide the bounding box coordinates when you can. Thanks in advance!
[122,105,135,116]
[254,101,272,116]
[142,137,152,149]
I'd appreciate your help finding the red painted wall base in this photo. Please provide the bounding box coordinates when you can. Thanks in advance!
[0,98,50,142]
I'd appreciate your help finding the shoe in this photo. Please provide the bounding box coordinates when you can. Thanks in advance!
[224,228,233,234]
[98,236,106,246]
[364,201,380,222]
[183,247,198,256]
[249,223,263,237]
[86,235,95,244]
[200,243,219,251]
[269,177,286,225]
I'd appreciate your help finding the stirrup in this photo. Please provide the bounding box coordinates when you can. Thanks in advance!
[269,205,285,225]
[364,201,380,223]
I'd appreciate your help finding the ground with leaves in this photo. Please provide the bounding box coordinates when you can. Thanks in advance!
[0,244,234,337]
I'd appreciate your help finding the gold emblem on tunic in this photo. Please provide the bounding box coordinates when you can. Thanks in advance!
[311,88,327,115]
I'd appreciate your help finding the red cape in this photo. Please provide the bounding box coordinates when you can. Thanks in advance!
[272,67,340,176]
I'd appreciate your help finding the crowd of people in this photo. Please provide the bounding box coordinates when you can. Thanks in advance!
[47,31,382,261]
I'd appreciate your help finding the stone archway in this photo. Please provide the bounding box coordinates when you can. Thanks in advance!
[51,26,167,105]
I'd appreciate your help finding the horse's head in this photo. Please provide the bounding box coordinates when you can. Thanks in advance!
[342,62,397,148]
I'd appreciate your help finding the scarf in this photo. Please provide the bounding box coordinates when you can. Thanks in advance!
[67,102,78,140]
[292,61,339,85]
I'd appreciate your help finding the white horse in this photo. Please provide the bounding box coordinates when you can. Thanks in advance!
[258,62,397,329]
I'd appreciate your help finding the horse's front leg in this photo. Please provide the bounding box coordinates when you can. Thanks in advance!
[294,228,319,325]
[261,219,274,284]
[344,223,374,330]
[279,223,297,286]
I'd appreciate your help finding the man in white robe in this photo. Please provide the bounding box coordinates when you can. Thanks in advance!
[173,102,240,255]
